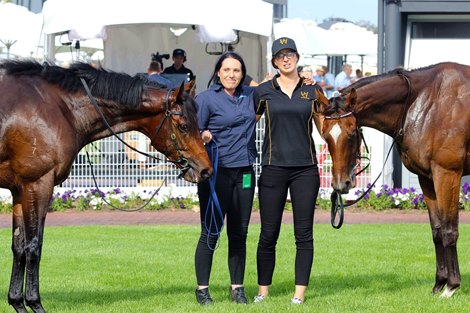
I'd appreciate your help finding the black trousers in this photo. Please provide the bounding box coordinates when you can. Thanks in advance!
[195,166,255,286]
[256,165,320,286]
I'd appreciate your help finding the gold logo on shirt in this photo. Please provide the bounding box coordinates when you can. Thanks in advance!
[300,91,309,99]
[280,38,288,45]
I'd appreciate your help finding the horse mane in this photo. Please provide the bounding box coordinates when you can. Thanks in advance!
[339,63,456,95]
[323,94,350,116]
[339,67,410,94]
[0,60,165,109]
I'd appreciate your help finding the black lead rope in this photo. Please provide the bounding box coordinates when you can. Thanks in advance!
[78,78,187,211]
[330,133,396,229]
[331,72,412,228]
[85,150,164,212]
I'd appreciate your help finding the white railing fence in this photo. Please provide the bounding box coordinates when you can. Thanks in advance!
[60,117,373,194]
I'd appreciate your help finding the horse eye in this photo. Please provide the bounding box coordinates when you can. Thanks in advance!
[178,124,189,132]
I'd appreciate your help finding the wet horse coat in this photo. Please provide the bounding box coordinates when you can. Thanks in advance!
[315,62,470,298]
[0,60,212,313]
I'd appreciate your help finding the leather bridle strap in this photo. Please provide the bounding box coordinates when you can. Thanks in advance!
[325,111,394,229]
[80,78,190,174]
[330,137,396,229]
[395,71,413,138]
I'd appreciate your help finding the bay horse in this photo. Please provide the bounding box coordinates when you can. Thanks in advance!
[314,62,470,298]
[0,60,212,313]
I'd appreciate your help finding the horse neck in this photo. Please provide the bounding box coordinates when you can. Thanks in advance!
[355,77,411,138]
[80,98,158,143]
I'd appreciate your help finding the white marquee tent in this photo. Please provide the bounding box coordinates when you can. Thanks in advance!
[42,0,273,92]
[0,2,43,59]
[273,18,378,73]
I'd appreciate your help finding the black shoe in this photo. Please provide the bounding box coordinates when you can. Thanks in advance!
[195,287,213,305]
[229,286,248,304]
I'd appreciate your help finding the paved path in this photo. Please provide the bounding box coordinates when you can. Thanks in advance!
[2,209,470,228]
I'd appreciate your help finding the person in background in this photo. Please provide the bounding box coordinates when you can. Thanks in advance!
[163,48,195,81]
[334,63,353,91]
[193,51,257,305]
[243,72,275,87]
[243,74,259,86]
[321,65,335,98]
[253,37,322,305]
[146,61,174,88]
[353,68,364,82]
[313,67,325,93]
[299,65,313,81]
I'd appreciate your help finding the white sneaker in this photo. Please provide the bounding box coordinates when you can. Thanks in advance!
[253,294,266,303]
[291,297,303,304]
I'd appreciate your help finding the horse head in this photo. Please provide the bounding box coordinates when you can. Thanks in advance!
[315,89,361,194]
[144,83,212,183]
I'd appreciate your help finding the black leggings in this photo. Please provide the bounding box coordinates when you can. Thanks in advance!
[256,165,320,286]
[195,166,255,286]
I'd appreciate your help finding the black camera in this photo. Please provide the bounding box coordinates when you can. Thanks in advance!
[151,52,170,68]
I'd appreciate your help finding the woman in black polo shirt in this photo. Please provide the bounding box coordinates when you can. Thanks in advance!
[253,37,322,305]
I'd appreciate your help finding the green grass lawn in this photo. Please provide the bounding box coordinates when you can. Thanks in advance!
[0,223,469,312]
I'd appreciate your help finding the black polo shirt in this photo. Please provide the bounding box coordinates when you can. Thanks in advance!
[254,75,323,166]
[162,64,195,80]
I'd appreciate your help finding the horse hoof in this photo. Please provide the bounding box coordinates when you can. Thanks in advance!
[26,301,46,313]
[10,303,28,313]
[440,286,459,298]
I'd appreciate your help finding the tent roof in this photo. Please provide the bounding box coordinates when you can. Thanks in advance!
[43,0,273,37]
[273,18,377,56]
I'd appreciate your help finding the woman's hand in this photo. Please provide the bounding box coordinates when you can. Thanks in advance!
[302,76,317,86]
[201,130,212,144]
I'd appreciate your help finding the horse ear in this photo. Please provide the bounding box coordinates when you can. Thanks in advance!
[175,81,185,103]
[348,88,357,107]
[313,89,328,114]
[184,79,196,97]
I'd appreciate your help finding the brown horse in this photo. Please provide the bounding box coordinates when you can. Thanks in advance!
[0,60,212,313]
[314,62,470,298]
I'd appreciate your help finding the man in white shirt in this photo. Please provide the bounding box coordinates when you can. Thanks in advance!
[334,64,353,91]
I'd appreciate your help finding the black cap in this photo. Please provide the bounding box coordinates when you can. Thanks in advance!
[271,37,297,56]
[172,48,186,57]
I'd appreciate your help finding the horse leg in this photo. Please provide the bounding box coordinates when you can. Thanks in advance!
[418,176,447,294]
[434,169,461,298]
[20,180,53,313]
[421,169,461,297]
[8,192,28,313]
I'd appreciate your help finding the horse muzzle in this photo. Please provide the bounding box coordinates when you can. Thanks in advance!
[179,166,212,183]
[331,173,356,194]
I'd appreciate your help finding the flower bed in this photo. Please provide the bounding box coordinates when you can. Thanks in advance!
[1,183,470,213]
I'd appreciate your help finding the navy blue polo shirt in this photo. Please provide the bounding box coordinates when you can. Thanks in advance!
[254,75,323,166]
[195,84,257,168]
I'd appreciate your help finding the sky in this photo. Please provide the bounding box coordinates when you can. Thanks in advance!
[288,0,378,25]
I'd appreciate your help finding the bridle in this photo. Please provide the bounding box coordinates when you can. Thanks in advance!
[324,111,370,179]
[149,89,191,177]
[325,111,392,229]
[325,73,413,228]
[80,78,191,177]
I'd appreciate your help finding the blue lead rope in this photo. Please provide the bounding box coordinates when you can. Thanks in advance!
[204,141,224,250]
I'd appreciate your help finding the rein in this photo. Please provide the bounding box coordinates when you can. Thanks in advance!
[325,113,394,229]
[80,78,191,176]
[79,78,190,211]
[85,150,164,212]
[204,141,224,250]
[396,71,413,138]
[328,72,413,228]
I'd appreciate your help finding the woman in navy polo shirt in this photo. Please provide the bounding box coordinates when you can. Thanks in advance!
[193,52,257,305]
[253,37,322,305]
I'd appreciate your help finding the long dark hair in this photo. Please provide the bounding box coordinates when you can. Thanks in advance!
[206,52,247,93]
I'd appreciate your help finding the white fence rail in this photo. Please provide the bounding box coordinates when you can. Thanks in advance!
[60,129,372,192]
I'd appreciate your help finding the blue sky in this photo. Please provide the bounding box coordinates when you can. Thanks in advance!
[288,0,378,25]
